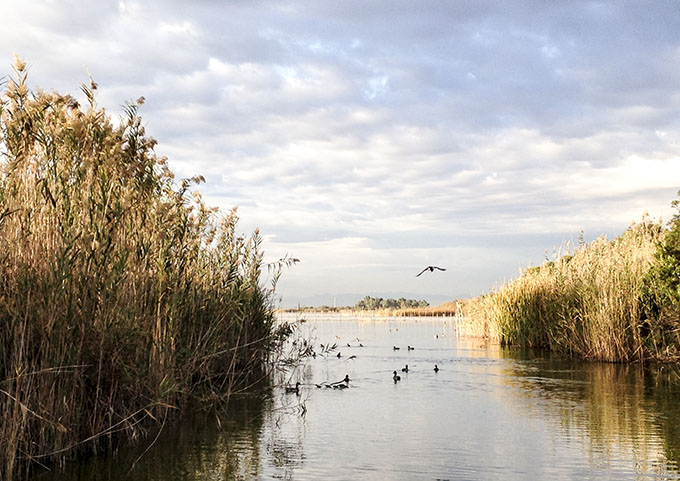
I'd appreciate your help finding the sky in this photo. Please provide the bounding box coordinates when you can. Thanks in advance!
[2,1,679,307]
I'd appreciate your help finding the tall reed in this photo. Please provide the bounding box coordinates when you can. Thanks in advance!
[0,58,284,480]
[463,218,677,362]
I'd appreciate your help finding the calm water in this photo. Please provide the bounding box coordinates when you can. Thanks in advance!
[36,314,680,480]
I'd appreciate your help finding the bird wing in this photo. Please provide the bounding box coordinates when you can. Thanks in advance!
[416,267,428,277]
[433,266,446,271]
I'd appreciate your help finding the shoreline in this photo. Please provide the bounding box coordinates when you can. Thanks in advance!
[277,300,461,318]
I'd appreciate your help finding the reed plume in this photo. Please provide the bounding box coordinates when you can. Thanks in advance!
[0,58,284,480]
[463,218,678,362]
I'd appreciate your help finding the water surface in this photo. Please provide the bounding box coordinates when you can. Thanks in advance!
[36,313,680,480]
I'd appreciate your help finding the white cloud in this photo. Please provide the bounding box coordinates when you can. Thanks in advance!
[2,0,679,304]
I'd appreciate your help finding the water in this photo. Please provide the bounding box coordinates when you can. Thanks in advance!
[35,314,680,480]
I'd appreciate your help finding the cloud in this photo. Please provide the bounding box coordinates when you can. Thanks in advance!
[2,1,679,304]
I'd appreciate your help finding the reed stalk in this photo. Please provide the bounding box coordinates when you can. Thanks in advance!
[463,217,679,362]
[0,58,285,480]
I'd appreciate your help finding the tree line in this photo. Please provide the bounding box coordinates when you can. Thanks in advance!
[355,296,429,310]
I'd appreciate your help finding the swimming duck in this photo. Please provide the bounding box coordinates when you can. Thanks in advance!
[393,346,400,350]
[434,365,439,372]
[401,365,409,373]
[407,346,415,351]
[285,382,301,394]
[337,352,342,358]
[393,371,401,382]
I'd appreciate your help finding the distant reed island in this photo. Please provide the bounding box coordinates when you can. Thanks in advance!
[280,296,459,317]
[0,58,290,480]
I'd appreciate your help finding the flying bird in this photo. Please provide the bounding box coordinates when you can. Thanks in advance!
[416,265,446,277]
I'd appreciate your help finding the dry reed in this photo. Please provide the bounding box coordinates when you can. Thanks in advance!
[463,218,679,362]
[0,58,284,480]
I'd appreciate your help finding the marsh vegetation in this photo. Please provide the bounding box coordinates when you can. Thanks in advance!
[463,204,680,362]
[0,58,287,480]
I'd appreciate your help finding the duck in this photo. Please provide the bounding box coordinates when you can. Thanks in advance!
[393,371,401,382]
[334,383,349,390]
[401,365,409,373]
[285,382,301,394]
[407,345,415,351]
[337,352,342,358]
[393,346,400,350]
[434,364,439,372]
[329,374,350,388]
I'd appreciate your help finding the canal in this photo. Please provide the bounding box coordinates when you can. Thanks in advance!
[35,314,680,480]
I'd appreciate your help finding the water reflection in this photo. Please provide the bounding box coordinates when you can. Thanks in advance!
[501,352,680,478]
[34,391,274,481]
[33,316,680,480]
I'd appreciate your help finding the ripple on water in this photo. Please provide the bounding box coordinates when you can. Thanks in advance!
[35,316,680,481]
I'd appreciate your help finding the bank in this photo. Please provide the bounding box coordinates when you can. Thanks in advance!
[460,209,680,363]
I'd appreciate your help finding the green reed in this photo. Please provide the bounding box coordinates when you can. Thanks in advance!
[0,57,286,480]
[464,217,679,362]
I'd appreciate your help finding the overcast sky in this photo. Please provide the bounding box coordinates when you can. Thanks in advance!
[2,1,679,307]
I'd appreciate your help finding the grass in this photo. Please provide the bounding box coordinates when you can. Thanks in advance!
[0,58,287,480]
[462,218,680,362]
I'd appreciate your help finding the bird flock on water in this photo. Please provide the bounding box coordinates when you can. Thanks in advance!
[285,341,443,393]
[284,264,446,393]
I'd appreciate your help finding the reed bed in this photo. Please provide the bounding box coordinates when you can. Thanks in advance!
[376,304,458,317]
[0,58,285,480]
[463,218,680,362]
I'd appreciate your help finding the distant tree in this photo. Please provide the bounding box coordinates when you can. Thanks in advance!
[354,296,430,310]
